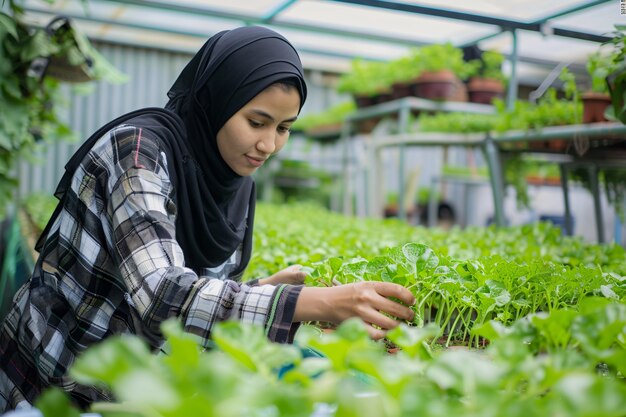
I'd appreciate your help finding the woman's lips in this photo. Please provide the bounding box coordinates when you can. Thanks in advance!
[246,155,266,167]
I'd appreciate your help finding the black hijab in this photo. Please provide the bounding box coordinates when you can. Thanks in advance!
[37,26,307,275]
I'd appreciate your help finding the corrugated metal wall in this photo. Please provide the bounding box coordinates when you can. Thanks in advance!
[18,42,192,197]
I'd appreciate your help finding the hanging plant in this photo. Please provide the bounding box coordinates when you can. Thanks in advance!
[0,9,125,218]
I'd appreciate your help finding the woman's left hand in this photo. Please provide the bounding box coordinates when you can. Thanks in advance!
[258,265,306,286]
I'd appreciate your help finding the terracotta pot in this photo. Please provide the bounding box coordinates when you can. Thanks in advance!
[373,89,394,105]
[526,175,562,186]
[548,139,568,151]
[391,81,413,99]
[528,139,567,152]
[353,94,375,108]
[356,118,381,134]
[467,77,505,104]
[582,92,611,123]
[384,204,398,218]
[529,140,549,150]
[412,70,466,102]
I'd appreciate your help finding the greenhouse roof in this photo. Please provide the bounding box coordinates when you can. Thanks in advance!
[15,0,621,81]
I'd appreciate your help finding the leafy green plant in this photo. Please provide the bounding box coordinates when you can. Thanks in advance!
[247,202,626,282]
[33,307,626,417]
[605,24,626,123]
[336,59,392,96]
[292,101,355,132]
[303,236,624,347]
[24,202,626,416]
[387,52,422,85]
[414,111,500,133]
[560,66,580,104]
[412,43,478,79]
[587,50,615,94]
[470,50,506,82]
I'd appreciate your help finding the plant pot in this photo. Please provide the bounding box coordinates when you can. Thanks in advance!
[548,139,568,151]
[467,77,505,104]
[411,70,466,102]
[384,203,398,218]
[356,118,381,134]
[373,89,394,105]
[528,139,567,152]
[582,92,611,123]
[391,81,413,100]
[353,94,375,108]
[526,175,562,186]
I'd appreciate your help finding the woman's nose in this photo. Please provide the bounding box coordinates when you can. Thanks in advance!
[256,132,276,154]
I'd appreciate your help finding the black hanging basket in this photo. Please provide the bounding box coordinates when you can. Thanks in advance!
[42,16,95,83]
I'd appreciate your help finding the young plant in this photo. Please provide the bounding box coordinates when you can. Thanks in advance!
[412,43,477,79]
[605,24,626,123]
[470,49,506,82]
[336,59,393,96]
[586,50,615,94]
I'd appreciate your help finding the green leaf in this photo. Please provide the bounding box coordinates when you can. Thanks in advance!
[426,350,503,394]
[386,323,440,359]
[212,321,300,374]
[114,369,180,409]
[531,309,577,350]
[69,335,152,386]
[548,373,626,416]
[35,387,81,417]
[20,29,60,62]
[0,12,18,40]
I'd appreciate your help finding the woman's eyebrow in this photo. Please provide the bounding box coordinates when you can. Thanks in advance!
[249,109,298,123]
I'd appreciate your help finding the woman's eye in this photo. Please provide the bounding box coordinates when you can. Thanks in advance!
[277,125,291,134]
[249,120,263,128]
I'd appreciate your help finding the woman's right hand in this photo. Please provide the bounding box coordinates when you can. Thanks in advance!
[293,282,416,339]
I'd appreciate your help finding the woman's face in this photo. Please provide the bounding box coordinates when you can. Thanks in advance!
[217,84,300,176]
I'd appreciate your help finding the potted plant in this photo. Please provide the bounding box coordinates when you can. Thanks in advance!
[582,50,614,123]
[388,52,423,99]
[410,43,477,102]
[291,101,355,142]
[605,25,626,123]
[336,59,393,108]
[466,50,506,104]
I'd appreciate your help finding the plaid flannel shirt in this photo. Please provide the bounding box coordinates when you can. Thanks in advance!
[0,125,302,410]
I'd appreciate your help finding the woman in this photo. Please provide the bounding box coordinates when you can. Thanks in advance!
[0,26,415,411]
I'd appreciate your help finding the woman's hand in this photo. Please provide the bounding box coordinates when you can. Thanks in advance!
[294,282,416,339]
[257,265,306,286]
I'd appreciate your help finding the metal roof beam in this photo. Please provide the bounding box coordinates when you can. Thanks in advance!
[22,6,386,62]
[330,0,611,43]
[96,0,429,47]
[330,0,539,30]
[551,27,611,43]
[261,0,298,22]
[444,0,611,48]
[23,5,589,74]
[529,0,610,23]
